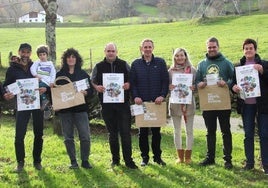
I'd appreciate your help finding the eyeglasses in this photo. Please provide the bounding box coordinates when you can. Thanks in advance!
[107,50,115,53]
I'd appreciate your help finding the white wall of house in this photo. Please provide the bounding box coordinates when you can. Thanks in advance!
[18,11,63,23]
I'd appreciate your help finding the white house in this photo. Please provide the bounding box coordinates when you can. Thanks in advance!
[18,11,63,23]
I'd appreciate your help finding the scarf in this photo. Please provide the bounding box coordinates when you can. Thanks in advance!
[171,64,191,123]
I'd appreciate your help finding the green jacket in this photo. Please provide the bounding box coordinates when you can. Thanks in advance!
[196,52,234,89]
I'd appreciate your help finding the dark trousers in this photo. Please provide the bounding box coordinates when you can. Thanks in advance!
[15,110,44,163]
[101,102,133,165]
[258,113,268,166]
[139,127,162,161]
[202,110,232,162]
[242,104,257,165]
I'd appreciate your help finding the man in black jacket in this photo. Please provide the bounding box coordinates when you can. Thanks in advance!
[232,38,268,175]
[91,42,137,169]
[3,43,48,172]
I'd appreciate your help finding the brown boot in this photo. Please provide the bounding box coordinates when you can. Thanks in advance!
[185,150,192,164]
[176,149,184,164]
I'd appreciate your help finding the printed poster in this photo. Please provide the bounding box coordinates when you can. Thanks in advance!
[5,82,21,95]
[73,78,90,92]
[103,73,124,103]
[16,78,40,111]
[206,73,219,86]
[170,73,193,104]
[235,64,260,99]
[130,104,145,116]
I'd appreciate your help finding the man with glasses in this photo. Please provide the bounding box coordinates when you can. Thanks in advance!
[196,37,234,169]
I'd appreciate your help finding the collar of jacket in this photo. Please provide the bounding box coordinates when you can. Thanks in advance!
[142,54,155,63]
[206,52,223,61]
[103,56,118,64]
[240,54,261,65]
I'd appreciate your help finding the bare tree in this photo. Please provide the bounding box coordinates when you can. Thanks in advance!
[38,0,57,64]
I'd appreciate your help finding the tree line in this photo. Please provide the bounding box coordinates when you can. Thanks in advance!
[1,0,268,23]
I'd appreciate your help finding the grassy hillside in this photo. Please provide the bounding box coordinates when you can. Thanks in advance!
[0,14,267,70]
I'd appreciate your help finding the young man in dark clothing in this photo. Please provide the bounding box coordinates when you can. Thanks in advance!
[196,37,234,169]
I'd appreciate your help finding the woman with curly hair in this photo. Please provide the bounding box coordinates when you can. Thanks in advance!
[56,48,94,169]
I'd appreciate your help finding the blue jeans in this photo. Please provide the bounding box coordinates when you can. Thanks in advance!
[242,104,257,165]
[15,110,44,163]
[258,113,268,166]
[101,102,134,165]
[59,112,90,162]
[39,81,49,100]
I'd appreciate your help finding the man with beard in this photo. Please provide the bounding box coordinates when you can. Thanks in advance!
[3,43,48,172]
[196,37,234,169]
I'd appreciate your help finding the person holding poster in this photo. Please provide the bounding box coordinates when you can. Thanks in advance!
[56,48,94,169]
[3,43,47,172]
[168,48,196,164]
[130,38,169,166]
[232,38,268,175]
[196,37,234,169]
[91,43,138,169]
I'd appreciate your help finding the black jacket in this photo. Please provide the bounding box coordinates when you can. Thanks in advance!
[233,54,268,114]
[3,61,34,88]
[92,57,130,103]
[56,68,93,113]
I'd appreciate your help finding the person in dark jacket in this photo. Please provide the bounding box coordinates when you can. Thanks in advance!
[232,38,268,175]
[3,43,48,172]
[56,48,94,169]
[130,38,169,166]
[196,37,234,169]
[91,42,137,169]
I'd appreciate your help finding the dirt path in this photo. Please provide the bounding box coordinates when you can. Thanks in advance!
[167,115,243,133]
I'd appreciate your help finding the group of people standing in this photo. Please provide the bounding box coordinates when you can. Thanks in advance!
[0,37,267,175]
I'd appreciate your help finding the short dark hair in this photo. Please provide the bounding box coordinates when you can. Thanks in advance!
[36,45,49,56]
[19,43,32,51]
[206,37,219,47]
[243,38,257,50]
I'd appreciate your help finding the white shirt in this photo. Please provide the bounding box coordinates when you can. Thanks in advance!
[30,60,56,86]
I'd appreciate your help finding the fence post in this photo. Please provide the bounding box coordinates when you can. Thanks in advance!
[89,48,92,73]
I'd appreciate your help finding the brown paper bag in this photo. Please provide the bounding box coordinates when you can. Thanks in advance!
[135,102,166,127]
[51,76,85,110]
[198,85,231,111]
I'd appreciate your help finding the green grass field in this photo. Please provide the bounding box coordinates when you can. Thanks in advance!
[1,13,268,187]
[0,115,267,188]
[0,14,268,70]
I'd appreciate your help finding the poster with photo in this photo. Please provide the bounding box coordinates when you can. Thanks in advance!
[170,73,193,104]
[6,82,21,95]
[103,73,124,103]
[235,64,260,99]
[206,73,219,86]
[73,78,90,92]
[16,78,40,111]
[130,104,145,116]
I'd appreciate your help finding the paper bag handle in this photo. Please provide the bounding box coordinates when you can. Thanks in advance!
[54,76,72,87]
